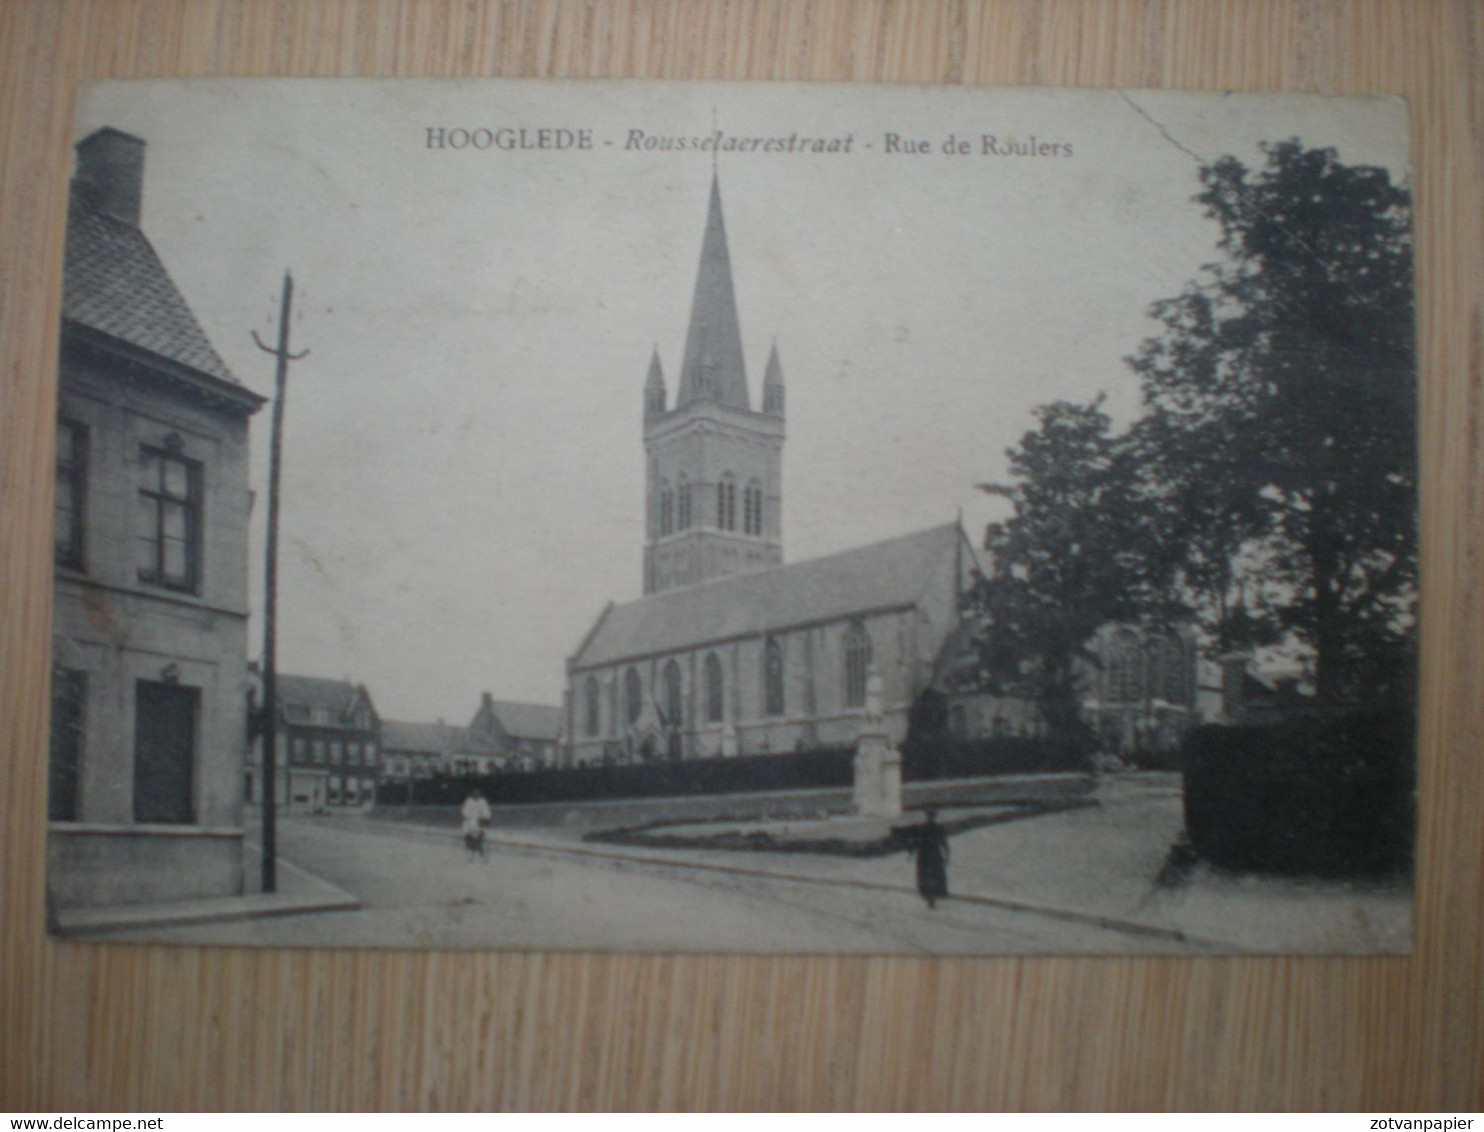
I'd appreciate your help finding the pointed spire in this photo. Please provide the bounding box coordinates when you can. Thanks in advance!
[762,339,785,417]
[676,173,749,411]
[644,345,666,419]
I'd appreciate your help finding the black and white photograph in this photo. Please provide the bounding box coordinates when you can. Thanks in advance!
[46,80,1416,953]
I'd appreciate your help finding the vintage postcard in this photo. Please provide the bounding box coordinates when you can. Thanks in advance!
[45,80,1416,952]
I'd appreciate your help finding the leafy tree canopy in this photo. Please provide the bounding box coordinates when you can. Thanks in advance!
[1127,140,1415,702]
[970,140,1415,728]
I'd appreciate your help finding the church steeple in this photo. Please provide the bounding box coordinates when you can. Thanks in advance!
[762,340,785,418]
[644,345,666,420]
[642,174,785,595]
[676,173,749,411]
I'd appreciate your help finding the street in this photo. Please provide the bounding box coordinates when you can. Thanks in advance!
[122,806,1192,954]
[103,774,1410,954]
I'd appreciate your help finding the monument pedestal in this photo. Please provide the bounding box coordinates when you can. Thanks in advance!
[853,728,903,820]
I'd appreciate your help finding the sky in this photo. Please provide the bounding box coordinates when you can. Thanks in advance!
[73,81,1409,722]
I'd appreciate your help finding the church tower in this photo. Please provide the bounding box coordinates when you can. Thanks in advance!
[643,173,785,595]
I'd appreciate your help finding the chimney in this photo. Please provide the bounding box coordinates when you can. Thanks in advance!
[74,128,146,227]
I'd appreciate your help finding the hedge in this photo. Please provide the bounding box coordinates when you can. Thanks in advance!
[1181,708,1415,878]
[378,734,1085,808]
[900,733,1091,780]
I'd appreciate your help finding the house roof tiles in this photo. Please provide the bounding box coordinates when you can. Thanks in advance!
[63,192,238,384]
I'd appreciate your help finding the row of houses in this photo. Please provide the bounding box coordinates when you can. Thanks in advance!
[245,678,562,811]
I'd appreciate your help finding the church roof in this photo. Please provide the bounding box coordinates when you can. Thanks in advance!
[573,523,972,669]
[63,183,239,385]
[675,173,750,411]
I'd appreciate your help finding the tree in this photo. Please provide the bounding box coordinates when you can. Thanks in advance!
[1127,141,1416,703]
[969,399,1170,742]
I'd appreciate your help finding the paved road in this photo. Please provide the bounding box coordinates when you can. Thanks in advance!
[133,813,1191,953]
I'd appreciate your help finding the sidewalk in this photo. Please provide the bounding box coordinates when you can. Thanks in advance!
[370,773,1411,954]
[52,844,360,938]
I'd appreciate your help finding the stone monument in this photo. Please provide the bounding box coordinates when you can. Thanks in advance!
[719,720,739,758]
[853,668,903,819]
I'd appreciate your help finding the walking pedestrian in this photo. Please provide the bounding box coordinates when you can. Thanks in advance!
[894,806,950,909]
[461,788,491,859]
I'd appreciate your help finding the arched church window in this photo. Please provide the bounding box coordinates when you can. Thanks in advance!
[843,621,872,708]
[704,653,724,724]
[717,474,736,531]
[662,660,682,727]
[659,481,673,537]
[743,482,763,536]
[763,636,785,717]
[584,675,600,736]
[678,476,692,530]
[1109,628,1142,703]
[1155,632,1187,703]
[625,667,643,725]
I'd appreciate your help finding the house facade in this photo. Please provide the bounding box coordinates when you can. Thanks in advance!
[246,674,380,810]
[48,128,266,909]
[381,719,461,780]
[452,693,563,774]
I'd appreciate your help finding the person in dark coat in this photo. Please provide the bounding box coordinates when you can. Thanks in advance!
[894,806,950,909]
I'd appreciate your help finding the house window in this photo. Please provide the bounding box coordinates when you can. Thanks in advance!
[678,477,692,530]
[763,637,785,717]
[717,475,736,531]
[659,482,674,537]
[584,675,600,736]
[137,445,202,591]
[662,660,682,727]
[133,679,198,824]
[49,667,87,821]
[292,737,306,762]
[843,621,872,708]
[55,421,87,570]
[704,653,724,724]
[328,775,342,804]
[625,667,643,724]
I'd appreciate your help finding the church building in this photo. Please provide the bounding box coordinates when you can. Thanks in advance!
[563,175,982,767]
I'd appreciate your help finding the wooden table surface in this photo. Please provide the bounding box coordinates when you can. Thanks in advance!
[1,0,1480,1112]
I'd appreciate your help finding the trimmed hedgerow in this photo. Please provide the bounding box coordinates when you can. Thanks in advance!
[1181,708,1415,878]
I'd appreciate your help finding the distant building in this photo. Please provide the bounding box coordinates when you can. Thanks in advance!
[452,693,563,774]
[1081,623,1200,754]
[381,719,461,780]
[247,674,380,810]
[49,128,266,909]
[1214,652,1316,725]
